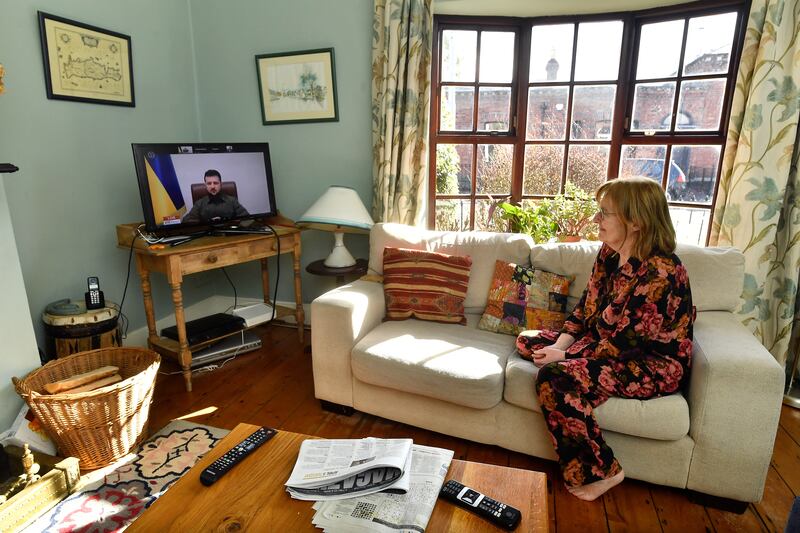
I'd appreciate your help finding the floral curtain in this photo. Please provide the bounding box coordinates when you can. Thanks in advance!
[371,0,432,225]
[709,0,800,367]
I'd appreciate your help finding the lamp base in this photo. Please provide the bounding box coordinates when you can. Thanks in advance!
[324,231,356,268]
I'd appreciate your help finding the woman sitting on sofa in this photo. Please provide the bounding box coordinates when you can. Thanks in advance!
[516,177,694,501]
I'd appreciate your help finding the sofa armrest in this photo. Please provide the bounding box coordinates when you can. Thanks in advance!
[686,311,784,502]
[310,279,386,407]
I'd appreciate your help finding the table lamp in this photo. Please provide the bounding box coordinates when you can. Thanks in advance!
[296,185,374,268]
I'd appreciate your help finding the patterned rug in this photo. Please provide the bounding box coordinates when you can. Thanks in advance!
[22,420,229,532]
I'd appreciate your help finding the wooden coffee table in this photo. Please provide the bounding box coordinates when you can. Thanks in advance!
[127,423,549,532]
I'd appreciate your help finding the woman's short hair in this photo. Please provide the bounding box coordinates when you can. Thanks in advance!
[596,177,676,258]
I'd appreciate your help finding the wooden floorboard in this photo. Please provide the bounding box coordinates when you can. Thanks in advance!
[148,323,797,532]
[604,478,662,532]
[650,484,715,532]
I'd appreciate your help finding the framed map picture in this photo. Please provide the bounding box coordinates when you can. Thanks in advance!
[38,12,135,107]
[255,48,338,125]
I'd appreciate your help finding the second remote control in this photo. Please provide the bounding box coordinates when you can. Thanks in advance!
[439,479,522,530]
[200,427,277,486]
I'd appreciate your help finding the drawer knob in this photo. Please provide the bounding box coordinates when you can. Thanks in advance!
[207,254,218,264]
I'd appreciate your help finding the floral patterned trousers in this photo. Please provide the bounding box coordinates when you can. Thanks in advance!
[536,356,683,487]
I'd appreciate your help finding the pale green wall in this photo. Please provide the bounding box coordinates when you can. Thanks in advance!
[0,179,40,429]
[0,0,201,417]
[188,0,374,300]
[0,1,373,424]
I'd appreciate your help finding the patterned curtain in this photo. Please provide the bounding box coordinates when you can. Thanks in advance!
[709,0,800,366]
[371,0,432,225]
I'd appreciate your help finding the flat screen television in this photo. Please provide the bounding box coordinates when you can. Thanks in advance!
[132,142,277,233]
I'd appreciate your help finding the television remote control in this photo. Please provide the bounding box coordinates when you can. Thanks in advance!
[439,479,522,530]
[200,427,277,486]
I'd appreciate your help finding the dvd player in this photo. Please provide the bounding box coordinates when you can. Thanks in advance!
[191,331,262,367]
[161,313,245,346]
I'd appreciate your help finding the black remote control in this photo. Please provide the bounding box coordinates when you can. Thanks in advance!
[200,427,277,486]
[439,479,522,530]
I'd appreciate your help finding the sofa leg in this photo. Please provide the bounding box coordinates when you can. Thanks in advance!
[320,400,354,416]
[687,490,749,514]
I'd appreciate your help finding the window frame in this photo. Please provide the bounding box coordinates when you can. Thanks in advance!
[427,0,749,245]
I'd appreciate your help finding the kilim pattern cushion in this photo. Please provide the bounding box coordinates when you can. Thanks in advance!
[382,247,472,325]
[477,260,572,335]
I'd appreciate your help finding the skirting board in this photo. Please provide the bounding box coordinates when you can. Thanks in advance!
[123,295,311,348]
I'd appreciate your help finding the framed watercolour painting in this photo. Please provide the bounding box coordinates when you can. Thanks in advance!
[38,11,135,107]
[255,48,338,125]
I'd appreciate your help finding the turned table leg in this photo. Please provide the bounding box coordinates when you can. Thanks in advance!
[292,234,305,343]
[260,258,271,306]
[136,255,158,347]
[170,281,192,392]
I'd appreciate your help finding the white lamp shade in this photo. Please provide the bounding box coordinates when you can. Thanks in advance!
[296,186,374,233]
[297,186,373,268]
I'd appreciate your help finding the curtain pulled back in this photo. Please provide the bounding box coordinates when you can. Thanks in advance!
[371,0,432,225]
[709,0,800,367]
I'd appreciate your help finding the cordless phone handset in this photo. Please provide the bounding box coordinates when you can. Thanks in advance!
[85,276,105,310]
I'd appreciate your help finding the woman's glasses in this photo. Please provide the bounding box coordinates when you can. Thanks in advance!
[595,208,617,220]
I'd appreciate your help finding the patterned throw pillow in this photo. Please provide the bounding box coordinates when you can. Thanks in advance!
[383,247,472,325]
[477,260,572,335]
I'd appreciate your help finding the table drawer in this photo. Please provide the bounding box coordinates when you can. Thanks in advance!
[181,247,243,272]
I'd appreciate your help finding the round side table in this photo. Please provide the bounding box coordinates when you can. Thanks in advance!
[306,258,368,286]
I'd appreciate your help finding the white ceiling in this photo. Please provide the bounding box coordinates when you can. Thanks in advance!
[432,0,692,17]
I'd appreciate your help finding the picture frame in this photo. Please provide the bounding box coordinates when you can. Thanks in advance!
[255,48,338,125]
[38,11,135,107]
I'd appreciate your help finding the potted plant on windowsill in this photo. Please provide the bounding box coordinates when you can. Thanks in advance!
[494,200,557,243]
[548,181,598,242]
[493,182,598,243]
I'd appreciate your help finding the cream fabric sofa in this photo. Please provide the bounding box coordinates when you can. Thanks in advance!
[310,223,784,504]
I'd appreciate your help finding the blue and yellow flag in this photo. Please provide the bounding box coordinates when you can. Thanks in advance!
[145,153,186,224]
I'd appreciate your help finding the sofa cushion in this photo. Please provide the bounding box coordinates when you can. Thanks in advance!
[530,241,745,312]
[504,351,690,440]
[383,247,472,325]
[352,313,515,409]
[672,244,744,312]
[369,223,534,311]
[477,260,571,335]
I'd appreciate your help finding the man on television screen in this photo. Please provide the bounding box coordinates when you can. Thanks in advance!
[183,169,249,224]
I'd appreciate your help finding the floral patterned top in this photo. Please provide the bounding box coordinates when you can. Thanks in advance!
[558,244,694,375]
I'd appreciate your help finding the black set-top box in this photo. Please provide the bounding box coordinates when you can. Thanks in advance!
[161,313,245,346]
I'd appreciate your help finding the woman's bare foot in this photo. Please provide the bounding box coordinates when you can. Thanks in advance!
[567,470,625,501]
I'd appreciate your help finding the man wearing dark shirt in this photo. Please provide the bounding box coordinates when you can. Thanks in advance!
[183,169,249,224]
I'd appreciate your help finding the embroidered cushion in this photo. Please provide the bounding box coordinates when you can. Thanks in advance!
[383,247,472,325]
[477,260,572,335]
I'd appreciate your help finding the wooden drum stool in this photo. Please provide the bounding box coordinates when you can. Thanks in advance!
[42,300,121,360]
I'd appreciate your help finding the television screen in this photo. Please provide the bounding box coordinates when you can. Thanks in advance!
[132,142,277,232]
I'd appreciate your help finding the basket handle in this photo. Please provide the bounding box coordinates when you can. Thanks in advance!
[12,376,29,399]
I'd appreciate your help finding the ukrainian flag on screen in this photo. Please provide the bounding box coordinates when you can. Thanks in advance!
[145,153,186,224]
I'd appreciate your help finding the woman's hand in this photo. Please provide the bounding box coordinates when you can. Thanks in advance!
[532,346,566,367]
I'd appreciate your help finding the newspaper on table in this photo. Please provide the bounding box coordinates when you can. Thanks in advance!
[286,438,414,501]
[311,444,454,533]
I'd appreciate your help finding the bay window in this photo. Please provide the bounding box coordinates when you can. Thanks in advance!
[429,1,747,245]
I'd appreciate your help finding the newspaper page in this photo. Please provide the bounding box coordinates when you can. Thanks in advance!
[286,438,413,500]
[310,444,454,533]
[288,445,412,501]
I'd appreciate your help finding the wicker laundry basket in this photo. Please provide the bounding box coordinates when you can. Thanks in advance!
[13,347,160,470]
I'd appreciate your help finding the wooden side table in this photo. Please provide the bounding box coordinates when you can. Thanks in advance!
[305,258,368,286]
[116,215,304,392]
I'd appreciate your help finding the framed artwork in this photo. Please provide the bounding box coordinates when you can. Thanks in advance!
[255,48,338,125]
[38,11,135,107]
